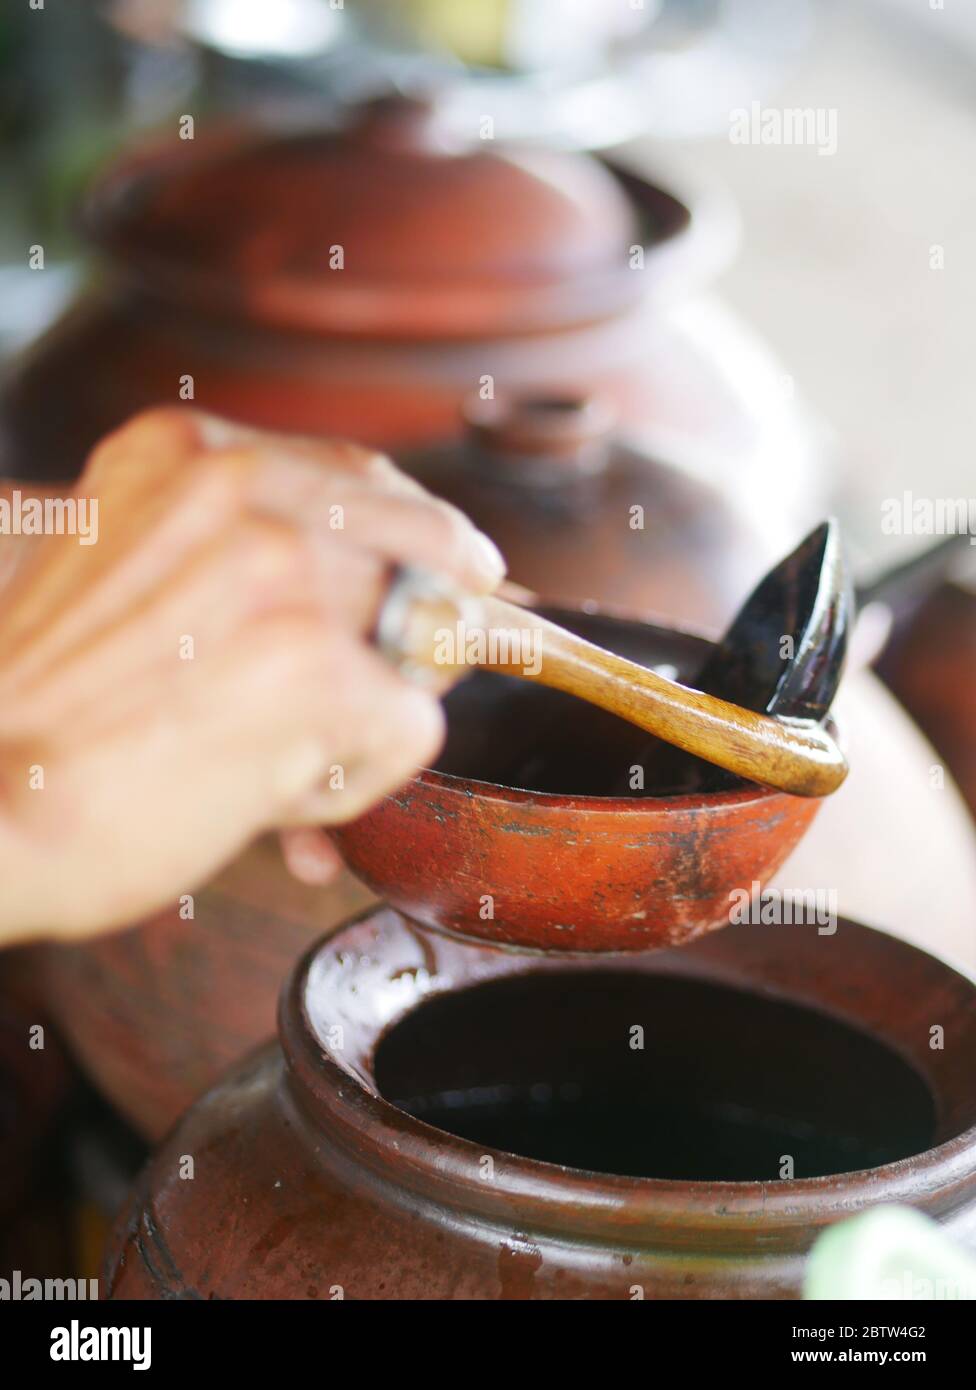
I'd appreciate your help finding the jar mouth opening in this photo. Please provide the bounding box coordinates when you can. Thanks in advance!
[282,909,976,1246]
[371,971,936,1184]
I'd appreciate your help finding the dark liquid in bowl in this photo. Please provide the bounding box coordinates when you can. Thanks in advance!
[375,972,935,1182]
[434,609,735,797]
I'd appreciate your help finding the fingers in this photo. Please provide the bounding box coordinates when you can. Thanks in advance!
[0,515,322,730]
[0,489,460,743]
[0,461,249,690]
[57,413,507,701]
[83,406,204,486]
[232,440,506,591]
[174,618,447,833]
[278,828,344,885]
[279,660,448,826]
[279,487,506,596]
[83,408,507,597]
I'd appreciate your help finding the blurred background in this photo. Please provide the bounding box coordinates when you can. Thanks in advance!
[2,0,975,563]
[1,0,974,1296]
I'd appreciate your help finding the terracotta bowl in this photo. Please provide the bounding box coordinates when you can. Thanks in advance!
[332,609,826,952]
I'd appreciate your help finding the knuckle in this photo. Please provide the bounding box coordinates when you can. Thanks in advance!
[254,613,327,687]
[426,498,472,559]
[237,519,306,592]
[402,692,447,762]
[326,442,395,480]
[369,685,445,761]
[84,406,201,476]
[203,444,262,487]
[185,446,262,517]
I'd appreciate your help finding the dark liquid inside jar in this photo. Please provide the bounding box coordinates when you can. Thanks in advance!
[375,972,935,1182]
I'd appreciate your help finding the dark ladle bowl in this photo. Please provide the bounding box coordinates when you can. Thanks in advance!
[332,608,829,952]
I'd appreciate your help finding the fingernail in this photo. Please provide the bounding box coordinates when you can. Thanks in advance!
[472,530,506,587]
[195,414,257,449]
[273,741,330,802]
[284,831,339,884]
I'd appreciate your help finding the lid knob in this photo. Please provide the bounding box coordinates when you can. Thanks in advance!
[463,395,615,482]
[347,92,449,154]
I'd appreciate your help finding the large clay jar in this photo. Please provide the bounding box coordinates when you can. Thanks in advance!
[875,582,976,822]
[0,991,74,1277]
[400,394,778,629]
[0,95,791,497]
[29,839,373,1142]
[104,906,976,1300]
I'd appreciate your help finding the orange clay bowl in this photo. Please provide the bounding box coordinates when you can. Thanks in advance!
[332,608,828,952]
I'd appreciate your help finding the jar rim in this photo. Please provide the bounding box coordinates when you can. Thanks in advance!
[279,908,976,1254]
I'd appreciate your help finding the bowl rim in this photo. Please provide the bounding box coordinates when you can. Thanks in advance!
[410,762,792,814]
[407,603,837,813]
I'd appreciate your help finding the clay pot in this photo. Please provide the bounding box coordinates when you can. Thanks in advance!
[875,582,976,822]
[0,96,751,487]
[0,989,75,1279]
[0,996,70,1225]
[104,905,976,1300]
[780,667,976,969]
[30,839,373,1141]
[400,394,778,628]
[333,609,822,951]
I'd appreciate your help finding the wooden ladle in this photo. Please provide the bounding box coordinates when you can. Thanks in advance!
[377,522,850,799]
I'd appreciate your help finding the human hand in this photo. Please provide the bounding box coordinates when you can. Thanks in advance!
[0,408,505,941]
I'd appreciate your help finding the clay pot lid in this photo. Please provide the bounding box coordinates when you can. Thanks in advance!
[459,393,618,480]
[82,95,649,339]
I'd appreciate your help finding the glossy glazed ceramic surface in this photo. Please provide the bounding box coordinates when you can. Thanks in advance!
[103,907,976,1300]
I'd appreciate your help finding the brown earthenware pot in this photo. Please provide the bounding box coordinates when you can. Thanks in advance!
[0,989,76,1279]
[29,841,373,1141]
[875,582,976,822]
[0,96,743,487]
[103,906,976,1300]
[0,996,70,1226]
[400,394,778,628]
[332,607,823,952]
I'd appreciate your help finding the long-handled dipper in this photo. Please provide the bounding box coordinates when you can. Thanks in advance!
[377,520,851,799]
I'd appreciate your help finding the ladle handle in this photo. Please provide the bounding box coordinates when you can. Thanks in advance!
[481,597,847,798]
[383,582,848,798]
